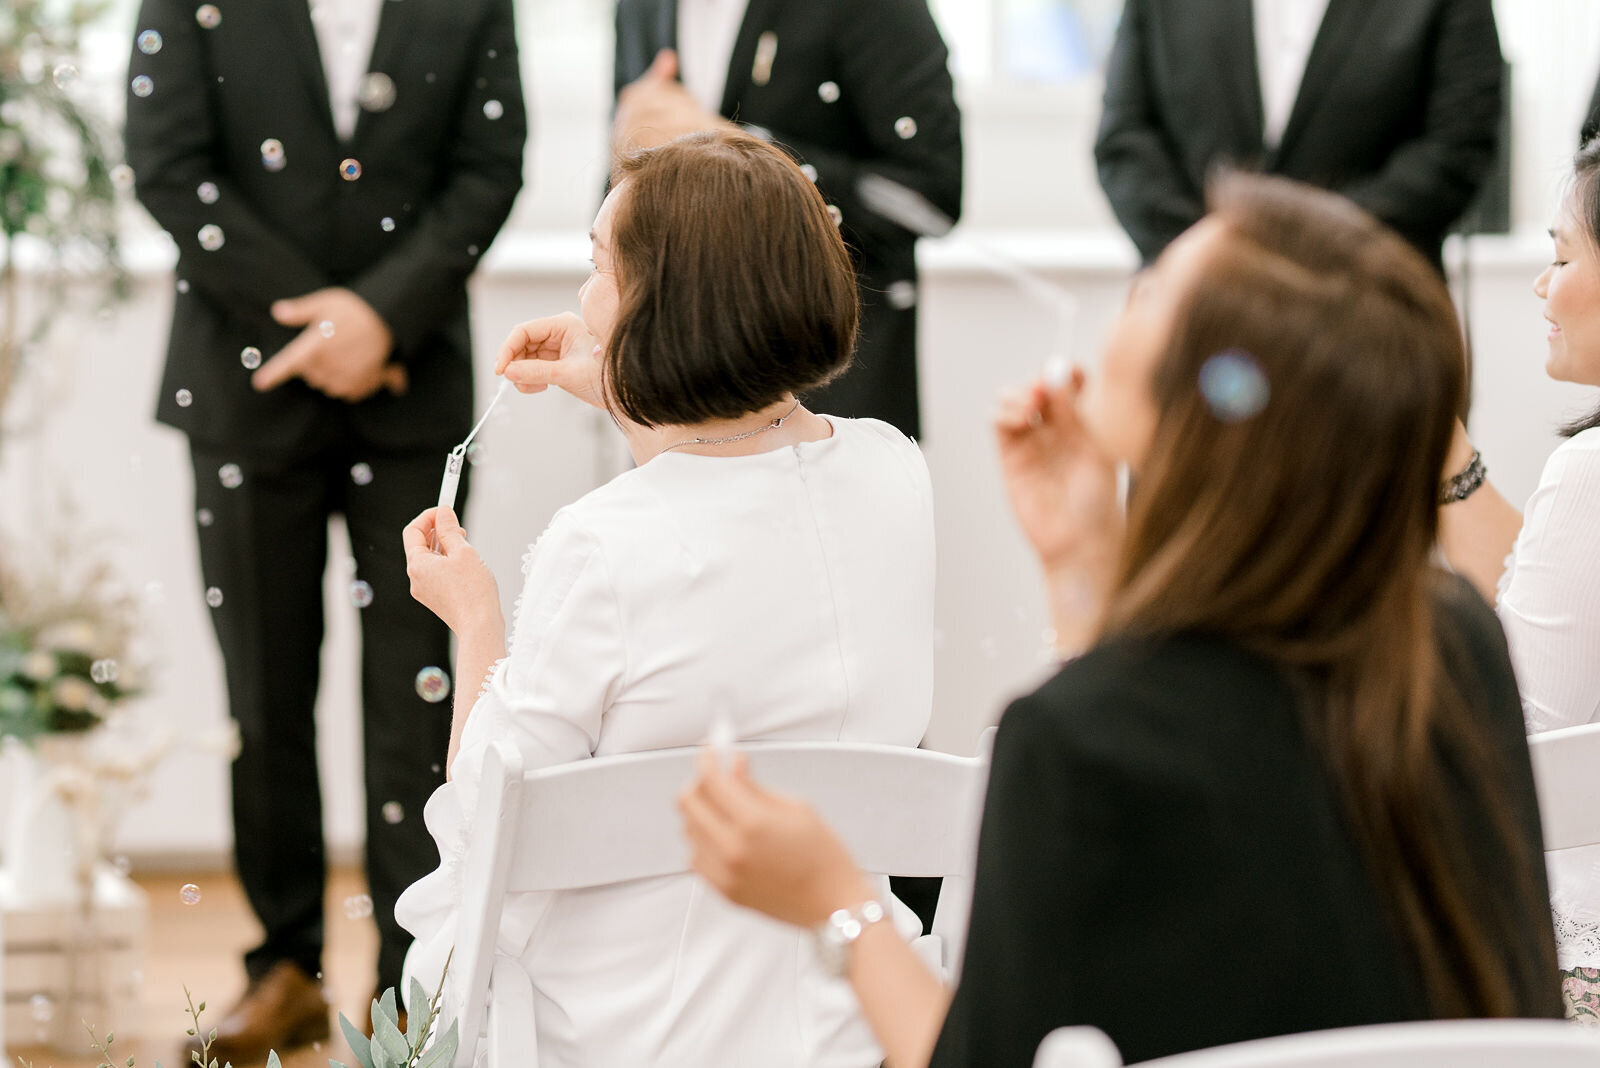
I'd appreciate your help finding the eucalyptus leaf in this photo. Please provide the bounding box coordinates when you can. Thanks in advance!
[414,1020,458,1068]
[337,1012,377,1068]
[406,978,428,1049]
[378,986,399,1026]
[266,1053,281,1068]
[373,1002,411,1066]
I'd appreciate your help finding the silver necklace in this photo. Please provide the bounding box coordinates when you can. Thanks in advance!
[660,399,803,454]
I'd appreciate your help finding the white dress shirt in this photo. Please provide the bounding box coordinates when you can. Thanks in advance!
[1494,427,1600,968]
[677,0,749,114]
[309,0,384,141]
[1253,0,1332,148]
[397,417,936,1066]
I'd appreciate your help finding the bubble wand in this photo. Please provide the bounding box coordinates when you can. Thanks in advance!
[434,380,510,550]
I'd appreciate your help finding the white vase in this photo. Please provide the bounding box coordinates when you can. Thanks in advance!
[1,734,96,907]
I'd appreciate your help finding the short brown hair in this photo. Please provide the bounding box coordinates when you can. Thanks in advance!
[604,130,859,427]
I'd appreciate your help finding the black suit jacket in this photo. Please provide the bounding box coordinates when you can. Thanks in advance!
[614,0,962,438]
[125,0,526,459]
[1095,0,1502,270]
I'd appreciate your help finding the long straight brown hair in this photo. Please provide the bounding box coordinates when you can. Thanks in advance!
[1100,173,1559,1017]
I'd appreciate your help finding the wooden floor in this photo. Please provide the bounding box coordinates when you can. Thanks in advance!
[9,868,380,1068]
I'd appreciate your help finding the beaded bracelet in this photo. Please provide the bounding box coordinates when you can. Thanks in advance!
[1438,450,1486,505]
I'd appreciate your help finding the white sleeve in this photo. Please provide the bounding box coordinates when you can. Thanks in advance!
[1497,442,1600,734]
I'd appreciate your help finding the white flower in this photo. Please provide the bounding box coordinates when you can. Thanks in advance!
[20,650,58,682]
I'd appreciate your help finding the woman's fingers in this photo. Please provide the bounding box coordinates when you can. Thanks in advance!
[402,508,439,557]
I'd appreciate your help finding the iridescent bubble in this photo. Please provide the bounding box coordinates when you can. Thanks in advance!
[344,893,373,919]
[415,666,451,703]
[339,158,362,181]
[131,75,154,98]
[260,138,286,171]
[350,462,373,486]
[90,659,119,684]
[318,320,335,338]
[799,163,818,183]
[218,463,243,489]
[177,279,191,294]
[349,580,373,608]
[483,99,504,120]
[1198,349,1270,423]
[381,801,404,824]
[894,116,918,140]
[28,993,52,1023]
[886,280,917,310]
[465,440,485,466]
[359,72,396,112]
[240,346,261,369]
[817,81,840,103]
[137,29,164,54]
[198,224,225,251]
[196,508,214,526]
[197,181,220,204]
[467,244,479,256]
[826,204,842,227]
[53,63,78,88]
[111,164,135,191]
[179,882,202,905]
[380,216,395,232]
[176,388,193,407]
[205,586,224,608]
[195,5,221,29]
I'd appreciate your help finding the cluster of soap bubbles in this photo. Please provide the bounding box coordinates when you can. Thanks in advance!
[90,658,119,684]
[415,666,451,703]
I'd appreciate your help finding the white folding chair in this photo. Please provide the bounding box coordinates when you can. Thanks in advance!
[1529,722,1600,852]
[446,734,994,1068]
[1034,1020,1600,1068]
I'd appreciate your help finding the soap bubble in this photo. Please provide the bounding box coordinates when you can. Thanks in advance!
[91,659,119,684]
[894,116,918,140]
[179,882,202,905]
[53,63,78,88]
[196,508,214,526]
[344,893,373,919]
[28,993,52,1022]
[886,280,917,310]
[218,463,243,488]
[1197,350,1270,423]
[205,587,224,608]
[260,138,286,171]
[349,581,373,608]
[176,388,193,407]
[195,5,221,28]
[415,666,451,703]
[467,244,479,256]
[350,462,373,486]
[197,181,220,204]
[177,279,191,294]
[799,163,818,183]
[382,801,404,824]
[380,216,395,232]
[240,346,261,369]
[339,158,362,181]
[137,29,164,54]
[826,205,842,227]
[817,81,840,103]
[483,99,504,120]
[131,75,154,98]
[319,320,335,338]
[359,72,396,112]
[198,224,225,251]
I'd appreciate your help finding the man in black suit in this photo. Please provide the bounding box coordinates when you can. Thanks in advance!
[1095,0,1502,272]
[124,0,524,1057]
[613,0,962,439]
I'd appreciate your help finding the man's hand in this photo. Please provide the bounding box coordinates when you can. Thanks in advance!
[613,49,736,153]
[252,287,405,401]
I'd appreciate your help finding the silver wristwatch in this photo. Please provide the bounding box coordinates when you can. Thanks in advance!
[812,899,887,977]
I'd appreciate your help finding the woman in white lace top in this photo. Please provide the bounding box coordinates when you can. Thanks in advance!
[1440,138,1600,1020]
[392,130,935,1065]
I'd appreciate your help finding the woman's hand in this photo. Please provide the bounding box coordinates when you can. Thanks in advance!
[495,312,606,408]
[402,507,504,639]
[680,750,875,928]
[995,366,1123,574]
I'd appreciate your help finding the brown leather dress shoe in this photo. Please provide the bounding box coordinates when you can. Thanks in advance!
[182,961,330,1067]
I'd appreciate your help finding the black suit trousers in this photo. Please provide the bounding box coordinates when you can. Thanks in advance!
[189,435,464,991]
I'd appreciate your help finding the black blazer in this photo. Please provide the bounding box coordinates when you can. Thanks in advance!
[125,0,526,459]
[1095,0,1502,270]
[614,0,962,439]
[931,576,1560,1067]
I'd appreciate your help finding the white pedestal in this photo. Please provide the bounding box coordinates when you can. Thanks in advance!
[1,866,147,1050]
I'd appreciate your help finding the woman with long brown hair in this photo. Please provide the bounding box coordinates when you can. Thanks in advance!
[681,173,1562,1066]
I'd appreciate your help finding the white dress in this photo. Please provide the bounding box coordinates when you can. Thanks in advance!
[396,416,935,1067]
[1494,427,1600,969]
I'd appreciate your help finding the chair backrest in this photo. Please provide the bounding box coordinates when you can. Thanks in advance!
[1034,1020,1600,1068]
[1528,722,1600,852]
[449,736,993,1068]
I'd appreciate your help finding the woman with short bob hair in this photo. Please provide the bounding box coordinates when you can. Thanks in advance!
[682,173,1563,1067]
[397,129,936,1065]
